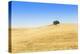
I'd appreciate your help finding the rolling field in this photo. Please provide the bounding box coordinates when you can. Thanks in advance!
[10,24,78,53]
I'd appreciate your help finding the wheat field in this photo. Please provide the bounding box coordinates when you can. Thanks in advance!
[10,24,78,53]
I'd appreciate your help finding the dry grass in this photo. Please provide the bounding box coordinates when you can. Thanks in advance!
[10,24,78,53]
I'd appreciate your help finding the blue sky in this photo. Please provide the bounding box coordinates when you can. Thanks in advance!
[10,1,78,28]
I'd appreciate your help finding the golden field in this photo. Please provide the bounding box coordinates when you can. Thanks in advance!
[10,24,78,53]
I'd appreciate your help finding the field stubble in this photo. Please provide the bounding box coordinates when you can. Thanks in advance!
[10,24,78,53]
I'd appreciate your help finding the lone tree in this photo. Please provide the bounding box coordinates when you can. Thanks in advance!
[53,20,60,25]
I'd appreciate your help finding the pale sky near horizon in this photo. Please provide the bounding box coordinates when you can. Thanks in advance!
[10,1,78,28]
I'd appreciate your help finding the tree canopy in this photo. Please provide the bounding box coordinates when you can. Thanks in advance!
[53,20,60,25]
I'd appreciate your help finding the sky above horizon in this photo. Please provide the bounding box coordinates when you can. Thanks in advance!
[10,1,78,28]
